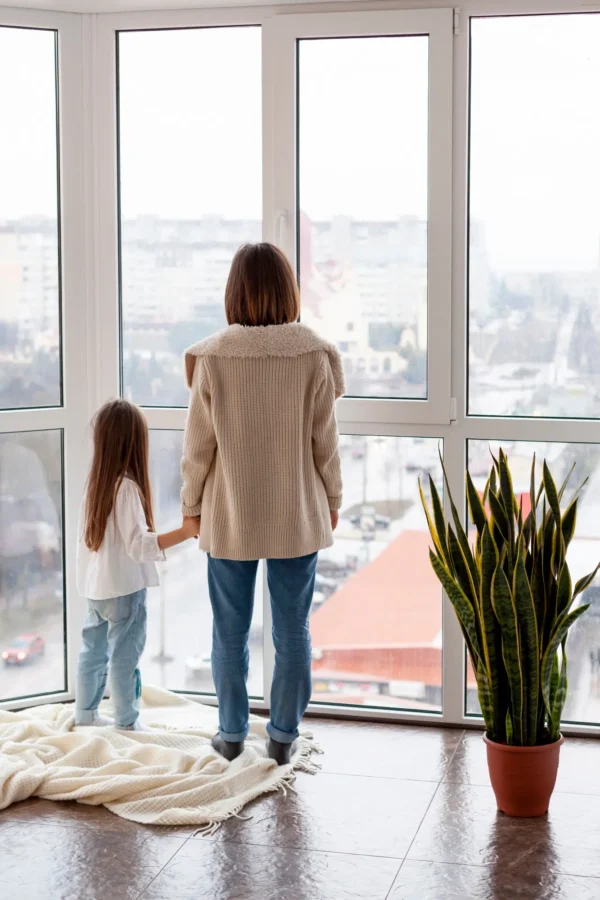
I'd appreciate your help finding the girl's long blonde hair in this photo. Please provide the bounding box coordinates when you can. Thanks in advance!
[84,399,155,551]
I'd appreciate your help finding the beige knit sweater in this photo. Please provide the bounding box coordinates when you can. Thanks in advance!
[181,323,345,561]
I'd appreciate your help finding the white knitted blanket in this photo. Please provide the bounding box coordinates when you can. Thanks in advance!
[0,686,320,833]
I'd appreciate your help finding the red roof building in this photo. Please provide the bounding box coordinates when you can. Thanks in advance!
[310,531,444,705]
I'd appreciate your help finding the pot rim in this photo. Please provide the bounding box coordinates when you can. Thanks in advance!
[483,733,564,753]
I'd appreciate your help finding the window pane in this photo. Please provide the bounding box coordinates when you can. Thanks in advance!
[0,430,65,701]
[142,430,263,696]
[469,15,600,418]
[0,28,61,410]
[467,440,600,725]
[118,28,262,407]
[311,435,442,711]
[298,37,428,400]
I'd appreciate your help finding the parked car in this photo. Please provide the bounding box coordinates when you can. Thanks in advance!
[2,634,45,666]
[349,505,391,531]
[314,573,338,598]
[310,590,327,613]
[317,557,357,580]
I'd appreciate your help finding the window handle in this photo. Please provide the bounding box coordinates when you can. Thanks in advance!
[275,210,288,247]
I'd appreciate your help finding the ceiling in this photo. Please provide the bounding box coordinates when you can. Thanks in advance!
[3,0,444,12]
[2,0,335,10]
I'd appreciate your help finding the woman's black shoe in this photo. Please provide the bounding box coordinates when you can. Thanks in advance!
[267,738,296,765]
[211,734,244,761]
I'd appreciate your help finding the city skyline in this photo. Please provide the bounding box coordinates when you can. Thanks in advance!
[3,14,600,273]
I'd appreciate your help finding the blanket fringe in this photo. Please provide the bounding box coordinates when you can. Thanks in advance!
[192,821,221,838]
[191,765,301,837]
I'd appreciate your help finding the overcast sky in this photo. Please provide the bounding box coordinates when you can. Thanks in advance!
[1,14,600,273]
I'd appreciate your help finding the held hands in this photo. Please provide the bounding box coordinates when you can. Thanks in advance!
[182,516,200,540]
[330,510,339,531]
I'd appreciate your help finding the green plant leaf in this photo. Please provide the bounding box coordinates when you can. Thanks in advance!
[489,467,497,498]
[561,499,578,552]
[513,539,539,744]
[529,453,537,530]
[467,470,488,537]
[492,565,525,745]
[481,524,508,743]
[531,558,546,652]
[543,460,561,522]
[573,564,600,600]
[505,708,513,745]
[429,550,482,669]
[429,475,451,568]
[419,478,444,560]
[548,653,560,719]
[541,604,589,719]
[476,662,495,738]
[499,449,516,548]
[488,490,509,541]
[549,643,568,743]
[558,461,576,502]
[448,527,477,609]
[556,562,572,618]
[438,453,481,602]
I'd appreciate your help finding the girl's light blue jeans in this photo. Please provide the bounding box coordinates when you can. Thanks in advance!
[76,588,147,729]
[207,552,318,744]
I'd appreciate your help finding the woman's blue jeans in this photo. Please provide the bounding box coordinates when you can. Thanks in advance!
[207,552,318,744]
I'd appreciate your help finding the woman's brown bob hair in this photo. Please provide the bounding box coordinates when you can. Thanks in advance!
[225,243,300,327]
[84,399,155,552]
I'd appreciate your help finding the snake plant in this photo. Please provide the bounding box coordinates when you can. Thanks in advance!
[420,449,596,746]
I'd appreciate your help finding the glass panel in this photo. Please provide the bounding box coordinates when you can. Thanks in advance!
[298,36,428,400]
[467,440,600,725]
[0,430,65,701]
[0,28,61,410]
[310,435,442,711]
[142,430,263,696]
[469,15,600,418]
[118,27,262,407]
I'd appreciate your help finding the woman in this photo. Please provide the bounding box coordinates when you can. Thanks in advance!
[181,243,344,765]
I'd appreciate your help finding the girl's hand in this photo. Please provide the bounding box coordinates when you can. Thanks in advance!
[182,516,200,539]
[330,510,339,531]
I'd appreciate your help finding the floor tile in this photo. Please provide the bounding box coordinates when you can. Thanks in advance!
[445,732,600,796]
[389,859,600,900]
[213,772,437,858]
[310,718,463,781]
[140,839,401,900]
[408,781,600,878]
[1,797,193,837]
[0,818,184,900]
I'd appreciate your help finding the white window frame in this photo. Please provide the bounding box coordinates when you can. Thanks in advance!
[3,0,600,738]
[265,8,453,427]
[0,6,90,710]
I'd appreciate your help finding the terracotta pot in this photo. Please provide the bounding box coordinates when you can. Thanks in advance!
[483,733,564,817]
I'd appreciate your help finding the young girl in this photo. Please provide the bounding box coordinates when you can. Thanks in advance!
[75,399,199,731]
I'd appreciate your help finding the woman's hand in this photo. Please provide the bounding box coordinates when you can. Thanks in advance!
[330,510,339,531]
[182,516,201,539]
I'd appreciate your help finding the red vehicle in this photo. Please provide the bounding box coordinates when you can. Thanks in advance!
[2,634,45,666]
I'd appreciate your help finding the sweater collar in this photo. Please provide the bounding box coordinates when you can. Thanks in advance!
[184,324,345,396]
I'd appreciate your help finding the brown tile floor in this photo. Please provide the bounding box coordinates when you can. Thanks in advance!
[1,720,600,900]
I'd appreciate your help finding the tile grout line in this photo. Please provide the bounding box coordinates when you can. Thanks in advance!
[214,835,409,862]
[383,729,466,900]
[133,836,192,900]
[395,855,600,882]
